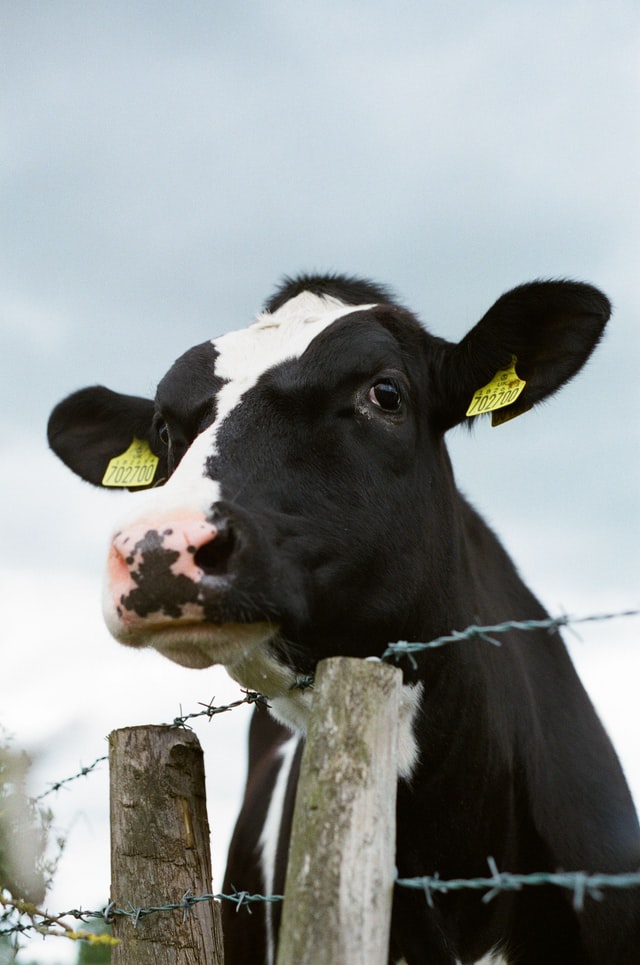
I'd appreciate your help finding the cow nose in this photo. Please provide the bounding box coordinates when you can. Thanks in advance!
[107,513,238,624]
[111,515,222,577]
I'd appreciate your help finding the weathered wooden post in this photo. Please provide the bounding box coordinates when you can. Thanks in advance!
[109,725,224,964]
[276,657,402,965]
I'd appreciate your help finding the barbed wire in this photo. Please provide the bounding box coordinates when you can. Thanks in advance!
[102,888,285,926]
[95,866,640,919]
[5,860,640,941]
[32,754,109,803]
[395,858,640,912]
[169,688,270,729]
[28,690,269,808]
[381,609,640,663]
[0,888,282,940]
[27,611,639,804]
[6,607,638,945]
[18,605,639,858]
[0,894,117,945]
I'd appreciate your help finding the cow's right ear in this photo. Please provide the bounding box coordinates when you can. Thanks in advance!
[47,386,167,489]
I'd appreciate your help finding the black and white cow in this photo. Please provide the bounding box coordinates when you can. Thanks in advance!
[48,275,639,964]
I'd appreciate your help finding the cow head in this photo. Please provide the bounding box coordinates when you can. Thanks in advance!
[48,274,608,722]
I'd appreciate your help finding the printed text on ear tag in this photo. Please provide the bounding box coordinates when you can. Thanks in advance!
[465,355,527,423]
[102,438,159,487]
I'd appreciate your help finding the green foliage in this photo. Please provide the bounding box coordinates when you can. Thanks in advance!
[75,923,112,963]
[0,926,113,964]
[0,729,69,962]
[0,729,114,962]
[0,732,56,905]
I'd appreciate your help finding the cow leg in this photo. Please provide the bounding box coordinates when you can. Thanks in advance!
[222,706,301,965]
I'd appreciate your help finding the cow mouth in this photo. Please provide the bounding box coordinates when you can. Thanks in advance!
[105,607,279,670]
[153,620,278,669]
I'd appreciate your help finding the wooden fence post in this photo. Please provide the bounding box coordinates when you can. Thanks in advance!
[276,657,402,965]
[109,725,224,964]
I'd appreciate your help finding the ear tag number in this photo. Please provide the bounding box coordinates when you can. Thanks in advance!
[465,355,527,425]
[102,438,159,488]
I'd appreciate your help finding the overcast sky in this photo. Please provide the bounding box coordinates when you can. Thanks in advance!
[1,2,639,961]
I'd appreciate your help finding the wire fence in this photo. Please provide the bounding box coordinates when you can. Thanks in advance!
[32,755,109,804]
[396,859,640,912]
[381,608,640,662]
[6,865,640,942]
[2,608,639,946]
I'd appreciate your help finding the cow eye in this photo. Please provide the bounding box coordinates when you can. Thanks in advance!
[368,380,402,412]
[158,423,170,446]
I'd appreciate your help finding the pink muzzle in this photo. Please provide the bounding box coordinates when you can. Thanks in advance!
[106,513,220,632]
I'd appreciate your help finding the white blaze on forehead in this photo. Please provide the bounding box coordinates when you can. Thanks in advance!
[215,291,369,373]
[160,293,373,494]
[210,291,374,435]
[110,292,374,528]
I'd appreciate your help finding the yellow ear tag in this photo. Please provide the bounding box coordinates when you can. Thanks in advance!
[102,438,159,488]
[465,355,527,425]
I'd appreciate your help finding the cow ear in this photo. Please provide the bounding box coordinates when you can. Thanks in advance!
[47,386,167,489]
[431,281,610,431]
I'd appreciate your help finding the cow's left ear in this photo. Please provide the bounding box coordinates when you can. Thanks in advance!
[430,280,610,431]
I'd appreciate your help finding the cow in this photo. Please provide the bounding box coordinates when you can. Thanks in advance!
[47,274,640,964]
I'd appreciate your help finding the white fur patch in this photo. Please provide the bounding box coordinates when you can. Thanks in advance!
[259,735,299,965]
[185,292,374,505]
[215,290,372,384]
[396,681,423,780]
[206,291,374,478]
[274,680,422,784]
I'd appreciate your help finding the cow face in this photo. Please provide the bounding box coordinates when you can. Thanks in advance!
[48,275,609,718]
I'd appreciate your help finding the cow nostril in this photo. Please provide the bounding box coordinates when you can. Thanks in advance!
[193,524,236,577]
